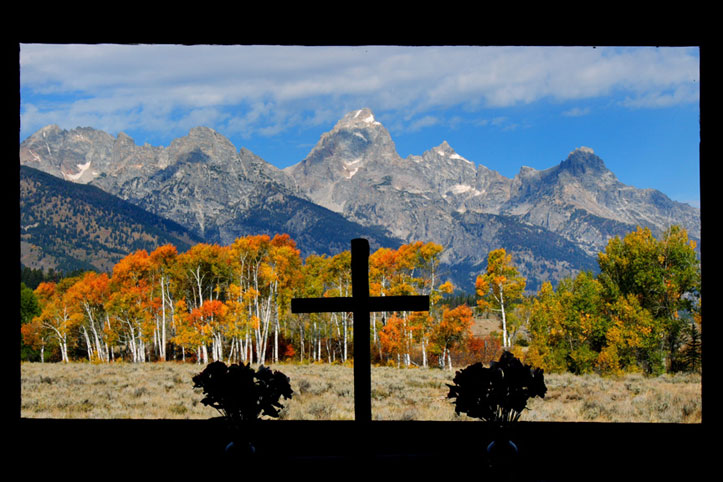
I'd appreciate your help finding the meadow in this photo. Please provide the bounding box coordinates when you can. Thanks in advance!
[20,362,701,423]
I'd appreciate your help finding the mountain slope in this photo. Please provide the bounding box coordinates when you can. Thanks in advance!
[20,165,203,273]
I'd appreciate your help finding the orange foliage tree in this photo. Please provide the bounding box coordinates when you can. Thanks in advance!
[64,271,113,362]
[371,241,455,367]
[106,250,154,362]
[431,304,474,370]
[29,277,86,362]
[21,234,484,367]
[149,244,179,361]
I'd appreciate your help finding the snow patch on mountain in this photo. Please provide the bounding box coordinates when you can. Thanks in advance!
[343,158,363,178]
[64,161,91,181]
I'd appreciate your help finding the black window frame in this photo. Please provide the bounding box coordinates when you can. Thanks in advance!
[10,42,712,480]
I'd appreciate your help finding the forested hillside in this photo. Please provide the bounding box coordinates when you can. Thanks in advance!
[20,165,202,273]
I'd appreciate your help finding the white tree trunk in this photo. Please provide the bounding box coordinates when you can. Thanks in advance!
[499,283,509,349]
[343,314,348,362]
[81,326,94,361]
[159,277,167,361]
[299,324,305,362]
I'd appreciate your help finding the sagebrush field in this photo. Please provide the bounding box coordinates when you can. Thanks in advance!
[20,362,701,423]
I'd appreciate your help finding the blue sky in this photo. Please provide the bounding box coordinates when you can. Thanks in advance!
[19,45,700,207]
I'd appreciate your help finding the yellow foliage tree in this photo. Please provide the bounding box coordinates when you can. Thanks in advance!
[475,248,526,349]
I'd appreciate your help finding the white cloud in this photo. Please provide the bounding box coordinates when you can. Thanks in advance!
[407,115,440,132]
[563,107,591,117]
[621,84,700,108]
[19,44,700,141]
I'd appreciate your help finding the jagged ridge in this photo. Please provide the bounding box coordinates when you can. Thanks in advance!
[19,109,700,292]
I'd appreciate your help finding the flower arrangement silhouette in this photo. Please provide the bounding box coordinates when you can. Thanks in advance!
[193,361,294,456]
[193,361,294,423]
[447,350,547,424]
[447,351,547,473]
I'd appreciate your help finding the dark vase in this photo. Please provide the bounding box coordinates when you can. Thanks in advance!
[224,439,256,458]
[486,424,519,471]
[487,438,518,463]
[218,417,258,460]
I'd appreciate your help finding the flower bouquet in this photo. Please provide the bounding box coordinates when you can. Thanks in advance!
[447,351,546,468]
[193,361,293,455]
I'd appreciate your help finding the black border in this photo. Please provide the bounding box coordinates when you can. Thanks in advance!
[9,37,713,480]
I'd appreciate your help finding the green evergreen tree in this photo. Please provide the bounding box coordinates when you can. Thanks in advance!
[20,282,42,360]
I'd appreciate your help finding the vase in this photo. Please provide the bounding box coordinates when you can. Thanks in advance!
[486,426,519,472]
[218,417,258,460]
[487,438,518,460]
[224,439,256,459]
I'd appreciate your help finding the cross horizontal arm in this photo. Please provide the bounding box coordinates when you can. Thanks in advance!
[291,295,430,314]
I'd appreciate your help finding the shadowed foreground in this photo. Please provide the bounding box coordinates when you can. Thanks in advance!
[15,417,708,481]
[16,361,709,480]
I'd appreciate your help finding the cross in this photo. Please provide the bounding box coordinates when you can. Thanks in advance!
[291,238,430,422]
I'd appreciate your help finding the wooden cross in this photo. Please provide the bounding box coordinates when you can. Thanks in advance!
[291,238,429,422]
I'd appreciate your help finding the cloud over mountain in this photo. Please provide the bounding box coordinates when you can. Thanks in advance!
[21,45,699,144]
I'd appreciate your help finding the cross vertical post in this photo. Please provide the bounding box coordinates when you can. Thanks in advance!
[351,238,371,422]
[291,238,429,422]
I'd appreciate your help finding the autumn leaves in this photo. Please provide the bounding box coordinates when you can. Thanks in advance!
[22,235,477,367]
[524,226,701,376]
[22,225,700,377]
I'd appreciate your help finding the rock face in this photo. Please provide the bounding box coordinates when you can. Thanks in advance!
[20,124,163,185]
[20,108,700,292]
[19,123,403,262]
[494,147,701,256]
[283,108,699,289]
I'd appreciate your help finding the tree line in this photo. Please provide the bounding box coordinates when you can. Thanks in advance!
[20,235,481,369]
[20,225,701,375]
[524,226,701,375]
[476,225,701,375]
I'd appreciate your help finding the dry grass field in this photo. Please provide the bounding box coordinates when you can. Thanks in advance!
[20,362,701,423]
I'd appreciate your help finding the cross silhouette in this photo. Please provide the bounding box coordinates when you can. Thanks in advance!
[291,238,430,422]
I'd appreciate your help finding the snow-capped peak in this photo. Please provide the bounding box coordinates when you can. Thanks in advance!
[433,141,473,165]
[336,108,382,130]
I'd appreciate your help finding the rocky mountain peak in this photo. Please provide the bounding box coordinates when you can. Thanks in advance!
[20,125,117,183]
[333,107,382,131]
[165,126,239,167]
[436,140,453,152]
[188,125,220,138]
[427,141,475,166]
[291,108,399,176]
[37,124,63,137]
[517,165,540,178]
[179,126,233,149]
[559,146,609,176]
[115,131,137,146]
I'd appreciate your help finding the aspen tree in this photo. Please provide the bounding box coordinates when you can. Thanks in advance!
[64,271,112,362]
[476,249,526,349]
[149,244,178,361]
[31,280,78,362]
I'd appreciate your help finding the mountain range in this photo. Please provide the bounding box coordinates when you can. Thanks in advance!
[19,108,700,292]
